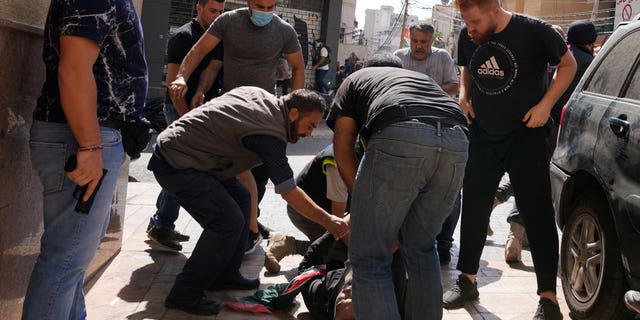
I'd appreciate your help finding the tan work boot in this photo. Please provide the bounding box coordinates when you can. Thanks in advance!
[505,221,527,263]
[264,232,296,273]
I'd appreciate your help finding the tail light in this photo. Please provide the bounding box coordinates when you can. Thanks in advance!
[557,103,568,145]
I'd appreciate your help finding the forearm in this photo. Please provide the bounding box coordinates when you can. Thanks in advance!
[331,201,347,219]
[290,67,305,90]
[540,63,577,112]
[459,68,472,103]
[441,82,459,96]
[333,144,357,193]
[282,187,332,227]
[176,35,219,81]
[170,96,190,116]
[195,60,222,99]
[59,62,101,146]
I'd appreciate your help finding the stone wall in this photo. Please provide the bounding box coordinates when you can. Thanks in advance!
[0,2,140,318]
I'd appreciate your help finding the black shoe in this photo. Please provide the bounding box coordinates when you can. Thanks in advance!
[164,295,221,315]
[147,226,182,252]
[533,298,563,320]
[171,229,190,242]
[443,274,479,309]
[147,220,190,242]
[625,290,640,314]
[146,220,155,233]
[208,272,260,291]
[258,221,274,239]
[244,231,263,255]
[438,248,451,265]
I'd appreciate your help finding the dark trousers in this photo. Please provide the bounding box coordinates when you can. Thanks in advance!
[251,165,269,206]
[457,123,558,294]
[315,69,330,93]
[148,152,251,299]
[277,78,291,95]
[436,191,461,251]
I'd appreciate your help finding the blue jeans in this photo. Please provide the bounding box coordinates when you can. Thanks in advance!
[23,120,125,320]
[349,120,468,320]
[315,69,330,93]
[148,152,251,299]
[149,103,180,230]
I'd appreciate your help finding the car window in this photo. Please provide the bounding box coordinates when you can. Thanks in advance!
[585,29,640,97]
[624,64,640,101]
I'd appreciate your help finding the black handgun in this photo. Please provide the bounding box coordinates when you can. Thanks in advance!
[64,155,108,214]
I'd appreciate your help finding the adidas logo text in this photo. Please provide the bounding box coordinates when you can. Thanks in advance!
[477,56,504,77]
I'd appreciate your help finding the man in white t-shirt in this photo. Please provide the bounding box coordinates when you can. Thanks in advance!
[394,23,459,96]
[311,39,331,93]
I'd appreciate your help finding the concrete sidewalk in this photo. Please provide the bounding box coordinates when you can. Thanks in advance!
[85,125,571,319]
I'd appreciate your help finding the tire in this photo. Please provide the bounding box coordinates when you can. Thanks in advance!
[560,193,632,319]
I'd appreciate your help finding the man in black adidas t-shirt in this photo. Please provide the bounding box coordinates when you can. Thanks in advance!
[442,1,576,319]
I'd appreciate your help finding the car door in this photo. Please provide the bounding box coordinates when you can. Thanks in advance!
[591,27,640,285]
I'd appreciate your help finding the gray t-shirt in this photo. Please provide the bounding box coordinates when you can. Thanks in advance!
[393,47,458,86]
[208,8,301,93]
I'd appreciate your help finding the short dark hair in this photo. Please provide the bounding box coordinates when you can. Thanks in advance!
[409,23,434,35]
[365,54,403,68]
[198,0,224,5]
[283,89,326,116]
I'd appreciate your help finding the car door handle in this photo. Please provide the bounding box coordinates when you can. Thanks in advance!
[609,117,629,137]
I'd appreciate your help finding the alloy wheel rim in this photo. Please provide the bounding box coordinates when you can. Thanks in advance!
[567,213,604,303]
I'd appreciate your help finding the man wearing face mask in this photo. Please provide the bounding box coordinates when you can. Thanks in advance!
[170,0,304,94]
[168,0,306,253]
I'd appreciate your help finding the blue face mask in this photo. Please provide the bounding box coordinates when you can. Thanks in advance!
[250,9,273,27]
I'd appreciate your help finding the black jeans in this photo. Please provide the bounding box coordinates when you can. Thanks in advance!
[148,152,251,299]
[457,123,558,294]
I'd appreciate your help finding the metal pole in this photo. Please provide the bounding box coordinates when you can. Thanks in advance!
[399,0,410,48]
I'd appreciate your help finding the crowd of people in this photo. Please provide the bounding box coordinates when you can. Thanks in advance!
[23,0,608,319]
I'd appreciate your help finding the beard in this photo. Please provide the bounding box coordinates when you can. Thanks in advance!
[288,120,305,143]
[469,22,497,45]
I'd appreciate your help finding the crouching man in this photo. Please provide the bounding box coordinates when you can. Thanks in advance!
[148,87,349,315]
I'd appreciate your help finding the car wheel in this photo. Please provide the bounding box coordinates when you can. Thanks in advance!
[560,193,631,319]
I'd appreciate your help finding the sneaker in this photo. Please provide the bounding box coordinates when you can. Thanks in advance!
[165,295,221,315]
[147,220,190,242]
[171,229,190,242]
[146,220,154,233]
[258,221,274,239]
[443,274,479,309]
[264,232,297,273]
[244,231,263,255]
[533,298,563,320]
[624,290,640,314]
[147,226,182,252]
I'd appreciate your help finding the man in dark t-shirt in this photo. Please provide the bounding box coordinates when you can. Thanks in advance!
[326,54,469,320]
[442,1,577,318]
[146,0,225,252]
[24,1,147,318]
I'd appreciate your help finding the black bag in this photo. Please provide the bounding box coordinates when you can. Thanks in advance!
[120,118,151,160]
[302,265,351,320]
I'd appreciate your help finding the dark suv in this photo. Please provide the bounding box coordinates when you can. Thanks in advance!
[550,17,640,320]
